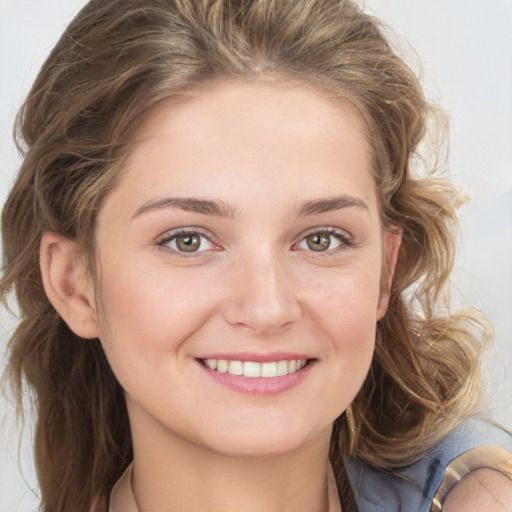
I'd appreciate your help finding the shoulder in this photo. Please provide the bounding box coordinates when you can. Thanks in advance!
[432,434,512,511]
[344,418,512,512]
[443,468,512,512]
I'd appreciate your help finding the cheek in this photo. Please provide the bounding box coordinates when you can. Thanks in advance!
[93,258,221,376]
[303,264,380,391]
[306,261,382,333]
[327,277,379,371]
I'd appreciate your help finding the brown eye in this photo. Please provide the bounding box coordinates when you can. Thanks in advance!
[306,232,331,251]
[175,234,202,252]
[296,228,350,254]
[159,231,215,254]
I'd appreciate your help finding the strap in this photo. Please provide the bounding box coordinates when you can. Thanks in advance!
[344,418,512,512]
[430,445,512,512]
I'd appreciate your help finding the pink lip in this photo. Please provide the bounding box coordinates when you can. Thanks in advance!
[195,351,311,362]
[196,358,316,395]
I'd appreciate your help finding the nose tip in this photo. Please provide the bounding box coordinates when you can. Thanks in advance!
[229,304,297,336]
[222,258,301,335]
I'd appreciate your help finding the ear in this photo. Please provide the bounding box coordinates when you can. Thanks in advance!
[376,227,402,320]
[40,231,99,339]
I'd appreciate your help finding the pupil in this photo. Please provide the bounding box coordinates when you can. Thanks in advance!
[177,234,200,252]
[307,233,330,251]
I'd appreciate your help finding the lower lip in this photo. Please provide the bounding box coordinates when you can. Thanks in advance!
[197,360,315,395]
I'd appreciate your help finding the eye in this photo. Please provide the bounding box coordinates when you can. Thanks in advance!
[158,230,216,253]
[295,228,352,253]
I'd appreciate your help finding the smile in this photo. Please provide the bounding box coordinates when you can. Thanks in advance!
[202,359,308,378]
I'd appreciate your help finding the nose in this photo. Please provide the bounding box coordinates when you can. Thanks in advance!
[222,250,301,335]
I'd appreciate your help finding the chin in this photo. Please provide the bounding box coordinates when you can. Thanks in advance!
[195,420,330,460]
[204,437,308,460]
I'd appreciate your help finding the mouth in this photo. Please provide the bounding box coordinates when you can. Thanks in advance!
[200,358,311,378]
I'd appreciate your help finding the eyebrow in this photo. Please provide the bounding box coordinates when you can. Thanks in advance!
[296,195,368,216]
[132,197,238,219]
[132,194,368,219]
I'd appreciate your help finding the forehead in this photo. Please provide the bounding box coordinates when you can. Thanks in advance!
[112,79,377,217]
[131,79,369,157]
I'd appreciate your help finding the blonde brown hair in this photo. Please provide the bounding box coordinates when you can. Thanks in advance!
[1,1,489,510]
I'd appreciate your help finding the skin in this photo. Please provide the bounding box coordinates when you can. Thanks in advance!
[42,80,512,511]
[443,469,512,512]
[101,80,399,511]
[42,80,399,511]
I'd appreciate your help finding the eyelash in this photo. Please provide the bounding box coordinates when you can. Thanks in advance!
[293,226,354,255]
[156,226,354,257]
[156,228,218,257]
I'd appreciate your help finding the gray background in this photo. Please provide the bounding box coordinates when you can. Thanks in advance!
[1,1,511,510]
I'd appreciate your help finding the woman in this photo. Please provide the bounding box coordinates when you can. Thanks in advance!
[1,1,511,511]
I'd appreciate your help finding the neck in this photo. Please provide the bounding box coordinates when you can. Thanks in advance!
[127,404,333,512]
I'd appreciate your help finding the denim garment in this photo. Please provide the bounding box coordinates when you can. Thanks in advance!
[345,418,512,512]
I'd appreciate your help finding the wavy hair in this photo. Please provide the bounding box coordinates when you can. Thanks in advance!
[1,1,489,510]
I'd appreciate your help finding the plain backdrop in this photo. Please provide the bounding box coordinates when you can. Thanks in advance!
[1,1,511,510]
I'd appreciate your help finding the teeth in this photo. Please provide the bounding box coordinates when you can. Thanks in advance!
[203,358,308,377]
[261,361,277,378]
[205,359,217,370]
[243,361,261,378]
[217,359,228,373]
[276,360,289,376]
[228,360,243,376]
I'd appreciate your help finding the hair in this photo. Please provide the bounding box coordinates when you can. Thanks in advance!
[1,1,490,511]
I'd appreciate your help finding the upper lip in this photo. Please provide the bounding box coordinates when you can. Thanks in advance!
[195,352,313,363]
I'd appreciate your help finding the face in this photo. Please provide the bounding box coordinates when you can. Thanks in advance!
[90,80,398,459]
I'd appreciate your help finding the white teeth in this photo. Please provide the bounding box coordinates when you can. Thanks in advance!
[228,360,243,376]
[276,360,289,376]
[243,361,261,378]
[204,358,308,377]
[217,359,228,373]
[206,359,217,370]
[261,361,277,378]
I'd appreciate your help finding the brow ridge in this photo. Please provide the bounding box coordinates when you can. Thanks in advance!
[133,194,367,220]
[132,197,237,218]
[297,195,368,216]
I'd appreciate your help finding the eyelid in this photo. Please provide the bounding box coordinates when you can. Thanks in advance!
[156,227,221,255]
[293,226,354,253]
[154,225,353,257]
